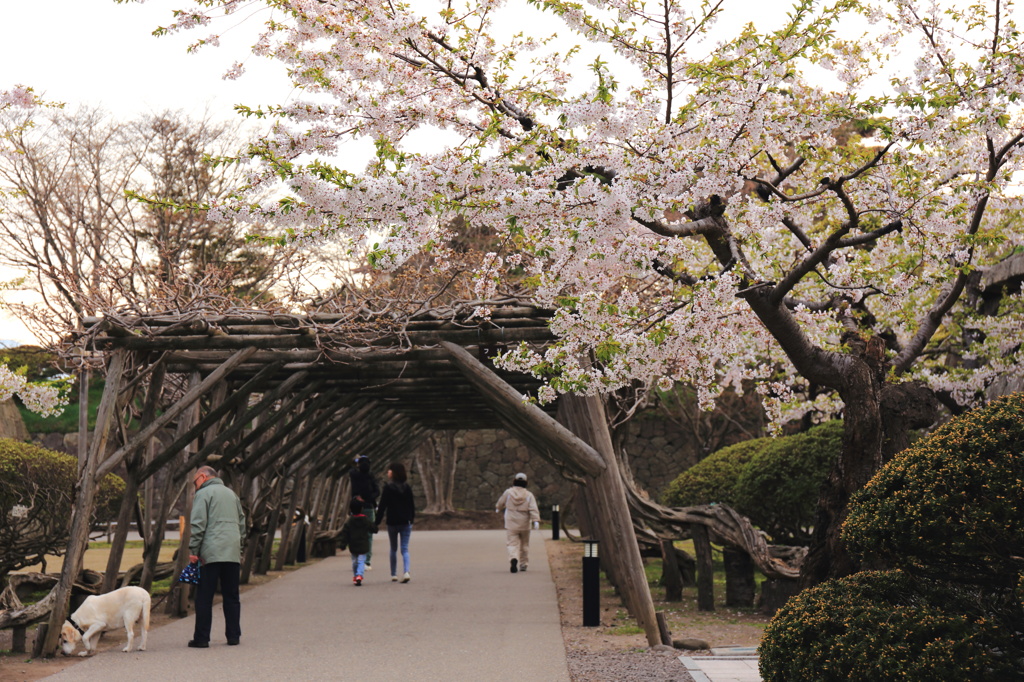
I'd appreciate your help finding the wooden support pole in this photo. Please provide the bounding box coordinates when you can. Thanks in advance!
[557,393,661,647]
[102,363,167,592]
[693,524,715,612]
[143,368,307,481]
[274,471,303,572]
[165,373,201,618]
[96,347,258,480]
[441,341,606,478]
[77,368,90,466]
[42,350,127,657]
[244,391,344,477]
[256,474,289,576]
[286,474,316,565]
[236,387,333,474]
[660,538,684,602]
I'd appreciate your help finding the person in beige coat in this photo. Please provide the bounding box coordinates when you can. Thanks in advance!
[496,472,541,573]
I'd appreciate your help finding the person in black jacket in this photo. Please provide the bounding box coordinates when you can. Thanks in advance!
[338,498,377,586]
[349,455,380,568]
[375,462,415,583]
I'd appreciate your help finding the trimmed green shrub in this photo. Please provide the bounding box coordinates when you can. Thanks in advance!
[0,438,125,577]
[661,436,768,508]
[662,421,841,544]
[760,570,1023,681]
[843,392,1024,588]
[733,421,842,545]
[1,345,64,382]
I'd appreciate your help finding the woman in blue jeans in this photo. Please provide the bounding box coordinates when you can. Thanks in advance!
[375,462,415,582]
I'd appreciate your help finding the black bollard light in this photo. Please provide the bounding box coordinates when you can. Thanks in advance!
[582,539,600,626]
[551,504,560,541]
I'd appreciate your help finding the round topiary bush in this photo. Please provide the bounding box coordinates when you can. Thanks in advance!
[759,570,1022,681]
[733,420,842,544]
[842,391,1024,588]
[662,422,841,544]
[661,436,768,508]
[0,437,125,578]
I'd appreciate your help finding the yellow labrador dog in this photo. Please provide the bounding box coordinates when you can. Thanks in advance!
[60,586,151,656]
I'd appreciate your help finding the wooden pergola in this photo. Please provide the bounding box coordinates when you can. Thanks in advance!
[35,302,663,654]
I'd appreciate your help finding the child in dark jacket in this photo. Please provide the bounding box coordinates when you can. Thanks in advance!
[338,498,377,585]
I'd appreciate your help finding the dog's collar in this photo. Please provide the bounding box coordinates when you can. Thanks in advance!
[69,618,87,636]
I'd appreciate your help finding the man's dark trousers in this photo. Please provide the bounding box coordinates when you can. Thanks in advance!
[193,561,241,644]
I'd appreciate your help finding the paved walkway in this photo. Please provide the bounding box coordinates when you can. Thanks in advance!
[680,651,762,682]
[41,530,758,682]
[45,530,569,682]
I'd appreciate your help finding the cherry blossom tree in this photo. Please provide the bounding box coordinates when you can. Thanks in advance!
[138,0,1024,582]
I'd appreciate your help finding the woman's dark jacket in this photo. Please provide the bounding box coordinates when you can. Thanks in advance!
[338,514,376,555]
[350,468,380,506]
[376,481,415,526]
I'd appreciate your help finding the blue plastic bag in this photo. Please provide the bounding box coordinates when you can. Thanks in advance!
[179,560,200,585]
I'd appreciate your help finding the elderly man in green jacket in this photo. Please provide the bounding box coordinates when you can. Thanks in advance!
[188,465,246,648]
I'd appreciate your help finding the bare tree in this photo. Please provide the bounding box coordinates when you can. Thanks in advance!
[0,106,146,336]
[130,112,302,301]
[414,432,458,514]
[0,107,305,342]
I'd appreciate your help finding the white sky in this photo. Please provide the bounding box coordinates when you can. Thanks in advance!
[0,0,296,119]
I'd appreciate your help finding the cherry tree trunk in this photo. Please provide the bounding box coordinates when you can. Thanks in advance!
[801,369,938,587]
[415,431,458,514]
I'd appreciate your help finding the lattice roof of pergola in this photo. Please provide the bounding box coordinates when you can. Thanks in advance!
[80,302,572,472]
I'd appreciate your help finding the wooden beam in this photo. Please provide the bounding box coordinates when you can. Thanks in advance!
[94,347,258,480]
[558,394,660,647]
[102,363,166,593]
[93,327,553,351]
[240,391,343,476]
[131,361,284,482]
[440,341,605,477]
[43,350,127,657]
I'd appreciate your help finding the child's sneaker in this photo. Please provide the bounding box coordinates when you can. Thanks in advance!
[401,572,411,583]
[353,575,363,586]
[391,575,398,582]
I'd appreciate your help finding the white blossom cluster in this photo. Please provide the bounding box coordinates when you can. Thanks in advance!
[151,0,1024,426]
[0,365,67,418]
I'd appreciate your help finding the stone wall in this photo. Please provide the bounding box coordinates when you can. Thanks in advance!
[409,416,706,517]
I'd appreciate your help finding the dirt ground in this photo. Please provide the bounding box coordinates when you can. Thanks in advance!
[1,511,766,682]
[546,537,767,681]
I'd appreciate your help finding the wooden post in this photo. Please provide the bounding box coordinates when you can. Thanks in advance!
[693,524,715,612]
[724,547,756,607]
[655,612,673,646]
[286,472,315,564]
[257,474,288,575]
[275,471,302,571]
[77,368,90,466]
[102,364,166,592]
[329,476,350,530]
[12,625,26,653]
[660,538,684,602]
[557,394,661,647]
[96,347,258,481]
[31,624,47,658]
[42,350,127,657]
[165,372,201,617]
[140,476,183,591]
